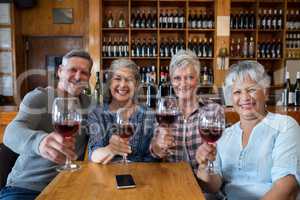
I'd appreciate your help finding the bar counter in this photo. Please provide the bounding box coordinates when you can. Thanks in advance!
[0,106,299,143]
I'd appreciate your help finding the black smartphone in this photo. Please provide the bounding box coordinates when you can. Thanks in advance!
[115,174,136,189]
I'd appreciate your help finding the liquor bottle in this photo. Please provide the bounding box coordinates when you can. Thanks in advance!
[230,13,234,29]
[234,13,239,29]
[248,36,255,58]
[277,9,282,30]
[238,10,244,29]
[107,36,112,57]
[107,10,114,28]
[236,38,241,57]
[202,38,208,58]
[179,9,185,29]
[131,12,136,28]
[140,10,146,28]
[191,10,197,29]
[174,9,179,28]
[102,37,107,57]
[202,10,208,29]
[151,11,157,28]
[152,37,157,57]
[118,11,126,28]
[146,75,157,109]
[243,10,249,29]
[202,66,209,85]
[135,10,141,28]
[270,39,276,58]
[230,38,236,57]
[160,38,165,57]
[283,71,293,106]
[146,10,152,28]
[136,39,142,57]
[167,9,173,28]
[208,37,213,57]
[163,9,168,28]
[242,37,248,58]
[272,9,277,30]
[295,72,300,106]
[250,10,255,29]
[266,9,272,30]
[94,72,103,106]
[261,9,267,29]
[131,39,136,57]
[208,10,214,29]
[197,10,202,29]
[124,37,129,57]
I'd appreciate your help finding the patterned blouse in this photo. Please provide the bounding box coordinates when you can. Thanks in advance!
[151,106,203,174]
[88,104,158,162]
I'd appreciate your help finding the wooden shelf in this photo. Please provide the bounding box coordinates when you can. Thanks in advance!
[258,29,284,32]
[131,57,157,59]
[102,28,129,31]
[230,57,256,60]
[188,29,215,32]
[286,48,300,50]
[159,28,185,32]
[230,29,256,32]
[286,29,300,32]
[131,28,158,31]
[103,57,129,60]
[257,58,282,61]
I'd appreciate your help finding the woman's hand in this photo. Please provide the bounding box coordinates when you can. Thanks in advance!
[196,142,217,169]
[107,134,132,156]
[151,127,175,158]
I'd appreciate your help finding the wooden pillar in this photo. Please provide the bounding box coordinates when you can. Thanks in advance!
[214,0,230,87]
[88,0,101,87]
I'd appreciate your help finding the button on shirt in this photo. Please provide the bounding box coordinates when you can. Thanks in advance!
[214,112,300,200]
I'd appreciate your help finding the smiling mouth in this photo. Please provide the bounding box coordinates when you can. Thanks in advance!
[240,103,255,110]
[116,89,129,96]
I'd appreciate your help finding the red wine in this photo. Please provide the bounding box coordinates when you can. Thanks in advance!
[199,127,223,143]
[54,122,79,138]
[156,113,178,125]
[119,124,134,139]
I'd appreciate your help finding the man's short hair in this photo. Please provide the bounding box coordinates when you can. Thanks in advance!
[62,49,93,68]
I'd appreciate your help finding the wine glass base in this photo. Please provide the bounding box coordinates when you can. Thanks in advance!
[56,163,80,172]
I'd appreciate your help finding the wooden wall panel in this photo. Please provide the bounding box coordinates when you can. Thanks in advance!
[20,0,88,36]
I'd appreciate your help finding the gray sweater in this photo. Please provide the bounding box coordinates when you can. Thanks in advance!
[3,87,92,191]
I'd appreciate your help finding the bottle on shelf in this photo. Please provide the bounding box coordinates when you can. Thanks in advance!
[135,10,141,28]
[118,11,126,28]
[94,72,103,106]
[283,71,294,106]
[242,37,248,58]
[179,9,185,29]
[107,10,114,28]
[295,72,300,106]
[248,36,255,58]
[230,38,236,57]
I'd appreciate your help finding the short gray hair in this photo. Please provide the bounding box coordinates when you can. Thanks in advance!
[62,49,93,68]
[104,58,140,103]
[169,50,200,78]
[225,61,271,92]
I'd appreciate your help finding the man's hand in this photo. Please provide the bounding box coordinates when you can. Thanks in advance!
[39,132,77,164]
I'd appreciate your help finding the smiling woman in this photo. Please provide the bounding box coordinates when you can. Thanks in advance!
[196,61,300,200]
[87,58,158,164]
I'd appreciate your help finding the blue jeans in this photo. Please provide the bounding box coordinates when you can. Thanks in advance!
[0,186,40,200]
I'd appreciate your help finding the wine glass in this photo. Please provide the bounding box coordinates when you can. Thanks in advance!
[52,97,81,171]
[198,103,225,174]
[155,96,180,154]
[116,108,135,164]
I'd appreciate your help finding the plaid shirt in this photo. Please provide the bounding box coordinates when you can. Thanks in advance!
[152,107,203,175]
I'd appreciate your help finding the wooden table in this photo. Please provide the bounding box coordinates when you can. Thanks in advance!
[36,162,205,200]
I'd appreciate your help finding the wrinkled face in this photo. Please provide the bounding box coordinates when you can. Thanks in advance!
[231,75,268,120]
[171,64,199,101]
[110,67,137,104]
[57,57,91,96]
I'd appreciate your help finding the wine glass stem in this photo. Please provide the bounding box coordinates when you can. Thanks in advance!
[65,156,72,167]
[207,160,214,174]
[122,155,128,165]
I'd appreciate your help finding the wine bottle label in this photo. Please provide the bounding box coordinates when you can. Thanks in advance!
[289,92,295,104]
